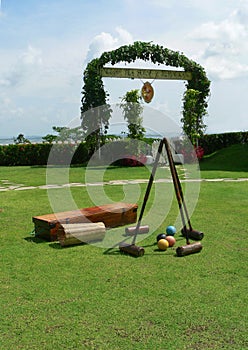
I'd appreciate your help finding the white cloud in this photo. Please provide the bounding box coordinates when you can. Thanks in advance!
[0,42,84,99]
[189,4,248,80]
[0,0,4,18]
[191,12,247,42]
[0,40,86,136]
[115,26,133,45]
[203,42,239,59]
[124,0,175,8]
[1,95,11,106]
[0,93,25,135]
[85,27,134,63]
[0,45,43,88]
[21,45,42,65]
[204,57,248,80]
[0,78,11,87]
[1,1,247,136]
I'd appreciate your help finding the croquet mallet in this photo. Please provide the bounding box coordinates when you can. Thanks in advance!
[163,138,203,256]
[119,140,164,257]
[119,138,203,257]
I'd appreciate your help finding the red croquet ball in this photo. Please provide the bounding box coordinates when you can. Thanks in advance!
[166,236,176,247]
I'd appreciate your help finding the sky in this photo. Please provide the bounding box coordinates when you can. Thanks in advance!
[0,0,248,138]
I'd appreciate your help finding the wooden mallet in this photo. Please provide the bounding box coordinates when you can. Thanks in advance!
[163,138,203,256]
[119,242,145,257]
[124,225,149,236]
[119,140,165,257]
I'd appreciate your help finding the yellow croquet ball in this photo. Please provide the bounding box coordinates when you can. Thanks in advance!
[157,239,169,251]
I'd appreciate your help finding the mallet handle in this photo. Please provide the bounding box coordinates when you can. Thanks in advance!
[131,140,164,245]
[163,138,190,244]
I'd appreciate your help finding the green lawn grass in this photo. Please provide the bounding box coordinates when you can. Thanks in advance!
[0,146,248,349]
[1,144,247,189]
[200,143,248,178]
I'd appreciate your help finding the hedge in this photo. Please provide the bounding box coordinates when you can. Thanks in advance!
[0,143,89,166]
[199,131,248,155]
[0,139,152,166]
[0,132,247,166]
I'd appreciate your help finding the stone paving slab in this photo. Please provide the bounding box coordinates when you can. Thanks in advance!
[38,184,62,189]
[15,186,37,191]
[0,178,248,192]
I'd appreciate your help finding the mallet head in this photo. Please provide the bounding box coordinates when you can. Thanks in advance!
[181,228,204,241]
[176,242,203,257]
[119,242,145,257]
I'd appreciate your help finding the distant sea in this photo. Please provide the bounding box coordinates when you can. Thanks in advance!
[0,133,164,145]
[0,136,44,145]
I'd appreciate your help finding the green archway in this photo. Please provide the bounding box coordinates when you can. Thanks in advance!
[81,41,210,146]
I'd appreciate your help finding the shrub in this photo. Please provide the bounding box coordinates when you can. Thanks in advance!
[199,131,248,155]
[0,143,89,166]
[1,131,246,166]
[121,154,147,167]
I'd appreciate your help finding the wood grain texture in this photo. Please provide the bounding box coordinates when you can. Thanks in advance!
[32,202,138,241]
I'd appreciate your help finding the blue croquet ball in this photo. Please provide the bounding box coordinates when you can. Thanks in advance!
[166,225,176,236]
[156,233,166,242]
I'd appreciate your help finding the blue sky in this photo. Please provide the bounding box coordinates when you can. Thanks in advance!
[0,0,248,137]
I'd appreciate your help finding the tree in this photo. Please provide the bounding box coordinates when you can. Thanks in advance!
[42,134,57,143]
[119,89,145,157]
[13,134,30,144]
[120,89,145,140]
[81,59,112,155]
[181,89,207,145]
[42,126,85,143]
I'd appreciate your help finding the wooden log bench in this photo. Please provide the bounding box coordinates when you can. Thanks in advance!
[32,202,138,241]
[57,222,106,247]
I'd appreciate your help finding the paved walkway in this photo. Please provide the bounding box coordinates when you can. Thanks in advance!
[1,178,248,192]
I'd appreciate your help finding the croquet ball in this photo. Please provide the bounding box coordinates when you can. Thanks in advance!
[165,235,176,247]
[157,239,169,251]
[156,233,166,242]
[166,225,176,236]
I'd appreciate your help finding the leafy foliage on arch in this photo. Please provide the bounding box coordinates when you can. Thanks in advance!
[81,41,210,147]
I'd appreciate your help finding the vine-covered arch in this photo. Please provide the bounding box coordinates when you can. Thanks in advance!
[81,41,210,144]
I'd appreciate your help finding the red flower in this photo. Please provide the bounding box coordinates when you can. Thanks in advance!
[122,154,147,166]
[195,146,204,160]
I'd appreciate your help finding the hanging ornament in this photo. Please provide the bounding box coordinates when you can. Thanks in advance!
[141,81,154,103]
